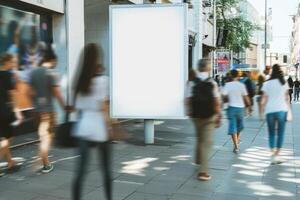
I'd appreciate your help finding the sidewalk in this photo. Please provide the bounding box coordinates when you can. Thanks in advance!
[0,105,300,200]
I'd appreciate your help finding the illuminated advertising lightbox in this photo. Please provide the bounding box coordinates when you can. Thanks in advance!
[110,4,188,119]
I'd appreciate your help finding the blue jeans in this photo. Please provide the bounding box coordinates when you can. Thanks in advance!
[227,107,245,135]
[266,112,287,149]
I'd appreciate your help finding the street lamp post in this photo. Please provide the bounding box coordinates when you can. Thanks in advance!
[264,0,268,71]
[212,0,217,77]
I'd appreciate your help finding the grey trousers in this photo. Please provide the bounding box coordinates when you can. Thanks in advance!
[193,117,215,173]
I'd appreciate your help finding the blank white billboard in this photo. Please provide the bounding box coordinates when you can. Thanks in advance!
[110,4,188,119]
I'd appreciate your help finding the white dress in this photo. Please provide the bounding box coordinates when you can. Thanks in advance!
[73,76,109,142]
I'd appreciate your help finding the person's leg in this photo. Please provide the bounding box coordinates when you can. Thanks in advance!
[198,118,214,179]
[236,108,245,143]
[297,89,300,101]
[0,138,14,168]
[275,112,287,156]
[37,113,51,167]
[227,107,238,150]
[98,142,112,200]
[73,140,90,200]
[193,119,201,165]
[266,113,276,154]
[289,91,292,103]
[231,134,239,150]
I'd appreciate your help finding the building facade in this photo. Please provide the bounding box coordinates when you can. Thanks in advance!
[0,0,85,125]
[237,0,264,72]
[291,3,300,77]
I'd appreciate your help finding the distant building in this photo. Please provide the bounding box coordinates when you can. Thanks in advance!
[234,0,265,72]
[291,3,300,77]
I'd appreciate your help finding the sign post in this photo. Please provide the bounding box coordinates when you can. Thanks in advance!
[109,4,188,144]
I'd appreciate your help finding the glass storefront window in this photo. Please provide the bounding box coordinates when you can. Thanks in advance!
[0,5,52,110]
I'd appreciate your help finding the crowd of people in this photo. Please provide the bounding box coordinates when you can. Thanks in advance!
[0,43,113,200]
[0,44,293,199]
[188,59,291,181]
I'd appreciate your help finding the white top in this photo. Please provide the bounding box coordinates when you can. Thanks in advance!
[73,76,109,142]
[222,81,248,108]
[261,79,289,114]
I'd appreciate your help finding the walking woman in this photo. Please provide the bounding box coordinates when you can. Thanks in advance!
[72,43,112,200]
[261,64,290,165]
[0,54,22,175]
[222,70,250,154]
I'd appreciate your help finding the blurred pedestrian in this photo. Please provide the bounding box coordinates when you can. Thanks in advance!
[223,70,250,154]
[287,76,294,104]
[256,74,266,120]
[215,75,221,87]
[293,78,300,101]
[29,45,66,173]
[188,59,222,181]
[261,64,290,165]
[0,54,23,175]
[240,72,255,116]
[72,43,112,200]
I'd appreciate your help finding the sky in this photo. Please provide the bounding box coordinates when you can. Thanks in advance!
[248,0,299,54]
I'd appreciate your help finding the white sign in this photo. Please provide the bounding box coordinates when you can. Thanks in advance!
[110,4,188,119]
[19,0,64,13]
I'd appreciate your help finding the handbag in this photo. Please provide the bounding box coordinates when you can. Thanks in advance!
[287,107,293,122]
[55,113,78,148]
[108,119,131,141]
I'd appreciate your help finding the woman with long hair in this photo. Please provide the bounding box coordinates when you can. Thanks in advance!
[261,64,290,164]
[72,43,112,200]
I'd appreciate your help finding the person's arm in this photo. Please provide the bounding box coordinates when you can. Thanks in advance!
[243,95,251,107]
[52,86,65,110]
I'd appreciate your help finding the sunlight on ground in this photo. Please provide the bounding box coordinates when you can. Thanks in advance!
[121,157,158,176]
[232,146,296,197]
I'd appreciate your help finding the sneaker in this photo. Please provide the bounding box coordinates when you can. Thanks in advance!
[0,171,4,177]
[270,155,283,165]
[41,164,54,174]
[233,148,240,154]
[198,173,212,181]
[271,155,276,165]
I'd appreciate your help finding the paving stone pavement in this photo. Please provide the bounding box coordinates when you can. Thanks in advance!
[1,104,300,200]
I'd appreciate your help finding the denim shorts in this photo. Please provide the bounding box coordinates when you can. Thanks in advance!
[227,107,245,135]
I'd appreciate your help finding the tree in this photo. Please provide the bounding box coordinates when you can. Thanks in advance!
[216,0,260,53]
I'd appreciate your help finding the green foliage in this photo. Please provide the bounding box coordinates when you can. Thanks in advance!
[216,0,260,53]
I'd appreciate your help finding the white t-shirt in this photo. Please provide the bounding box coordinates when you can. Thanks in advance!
[73,75,109,142]
[222,81,248,108]
[261,79,289,114]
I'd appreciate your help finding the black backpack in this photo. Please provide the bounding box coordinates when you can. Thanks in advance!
[190,78,215,118]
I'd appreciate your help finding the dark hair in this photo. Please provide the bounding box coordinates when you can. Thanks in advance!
[1,53,14,65]
[75,43,100,95]
[270,64,285,85]
[39,44,57,65]
[188,69,196,81]
[197,59,209,72]
[230,69,239,78]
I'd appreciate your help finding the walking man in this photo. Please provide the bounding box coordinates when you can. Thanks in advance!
[29,46,66,173]
[223,70,250,153]
[188,59,222,181]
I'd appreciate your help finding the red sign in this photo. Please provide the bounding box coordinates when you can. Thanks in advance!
[217,59,230,64]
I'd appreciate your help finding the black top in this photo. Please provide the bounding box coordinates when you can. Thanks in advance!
[294,81,300,88]
[0,70,14,104]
